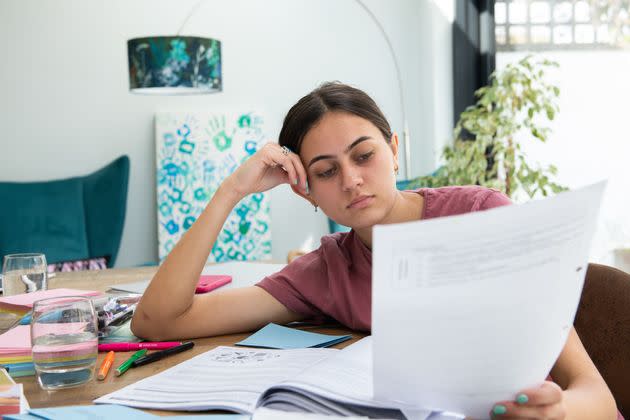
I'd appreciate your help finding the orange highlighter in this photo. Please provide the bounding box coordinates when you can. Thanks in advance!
[97,350,115,380]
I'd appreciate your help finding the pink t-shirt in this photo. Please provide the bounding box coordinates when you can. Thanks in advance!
[256,186,512,331]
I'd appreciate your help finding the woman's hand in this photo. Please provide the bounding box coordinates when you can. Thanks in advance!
[489,381,566,419]
[224,143,308,198]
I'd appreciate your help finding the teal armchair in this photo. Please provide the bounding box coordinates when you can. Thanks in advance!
[0,155,130,267]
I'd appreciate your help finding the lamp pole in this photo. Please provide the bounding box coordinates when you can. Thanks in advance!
[354,0,411,180]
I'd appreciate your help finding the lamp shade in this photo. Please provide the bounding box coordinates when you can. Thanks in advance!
[127,36,222,94]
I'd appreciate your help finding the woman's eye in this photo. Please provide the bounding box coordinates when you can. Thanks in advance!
[317,167,336,178]
[357,151,374,162]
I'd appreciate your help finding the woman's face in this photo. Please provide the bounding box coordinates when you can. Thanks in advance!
[298,111,399,230]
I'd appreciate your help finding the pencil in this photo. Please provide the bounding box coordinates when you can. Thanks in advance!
[97,351,115,380]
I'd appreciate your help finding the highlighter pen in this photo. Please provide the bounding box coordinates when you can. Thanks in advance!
[114,349,147,377]
[132,341,195,367]
[97,351,115,380]
[98,342,182,352]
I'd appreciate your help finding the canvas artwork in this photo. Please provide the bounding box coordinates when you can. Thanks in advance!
[155,111,271,263]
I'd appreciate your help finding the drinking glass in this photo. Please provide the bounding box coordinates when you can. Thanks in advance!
[2,253,48,296]
[31,296,98,390]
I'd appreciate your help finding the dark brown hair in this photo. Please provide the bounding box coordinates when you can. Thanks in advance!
[278,82,392,154]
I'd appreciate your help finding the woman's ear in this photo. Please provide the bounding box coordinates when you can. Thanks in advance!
[390,133,399,171]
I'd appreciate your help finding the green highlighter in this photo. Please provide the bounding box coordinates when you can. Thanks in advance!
[114,349,147,377]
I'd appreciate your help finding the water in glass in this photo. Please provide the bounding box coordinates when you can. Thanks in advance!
[2,253,47,296]
[31,296,98,390]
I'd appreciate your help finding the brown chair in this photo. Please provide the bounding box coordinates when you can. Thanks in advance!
[574,263,630,418]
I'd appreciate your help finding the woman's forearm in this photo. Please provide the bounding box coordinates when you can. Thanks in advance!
[134,181,243,325]
[562,376,618,420]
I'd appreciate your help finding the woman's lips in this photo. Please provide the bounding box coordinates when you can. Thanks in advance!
[347,195,375,209]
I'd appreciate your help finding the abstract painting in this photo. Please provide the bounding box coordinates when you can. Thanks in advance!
[155,111,271,263]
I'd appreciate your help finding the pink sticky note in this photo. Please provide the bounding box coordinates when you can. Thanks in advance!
[0,322,91,355]
[0,325,31,353]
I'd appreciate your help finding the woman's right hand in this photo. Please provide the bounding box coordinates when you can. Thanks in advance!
[225,143,308,198]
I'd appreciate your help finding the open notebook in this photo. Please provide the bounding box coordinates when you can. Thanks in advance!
[94,337,433,419]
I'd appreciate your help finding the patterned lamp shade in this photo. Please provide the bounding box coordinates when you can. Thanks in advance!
[127,36,222,94]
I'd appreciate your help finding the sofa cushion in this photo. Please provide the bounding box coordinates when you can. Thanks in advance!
[0,178,89,264]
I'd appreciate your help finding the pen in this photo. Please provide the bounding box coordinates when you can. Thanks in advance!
[132,341,195,367]
[97,351,115,380]
[98,342,183,352]
[114,349,147,376]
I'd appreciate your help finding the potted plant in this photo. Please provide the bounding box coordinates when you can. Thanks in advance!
[411,55,567,201]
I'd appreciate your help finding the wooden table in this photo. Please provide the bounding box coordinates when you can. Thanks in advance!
[15,266,364,415]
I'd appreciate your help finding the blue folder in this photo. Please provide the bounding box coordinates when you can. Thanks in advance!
[235,323,351,349]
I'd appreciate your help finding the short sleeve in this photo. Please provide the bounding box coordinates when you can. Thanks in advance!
[255,249,328,319]
[479,189,512,210]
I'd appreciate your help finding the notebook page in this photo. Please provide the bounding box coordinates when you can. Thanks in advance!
[95,345,335,413]
[261,337,431,419]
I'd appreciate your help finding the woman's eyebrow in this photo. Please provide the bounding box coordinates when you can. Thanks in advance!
[307,136,373,168]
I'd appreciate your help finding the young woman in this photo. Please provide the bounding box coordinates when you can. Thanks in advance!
[131,82,618,419]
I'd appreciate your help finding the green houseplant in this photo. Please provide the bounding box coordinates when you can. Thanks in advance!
[412,55,567,201]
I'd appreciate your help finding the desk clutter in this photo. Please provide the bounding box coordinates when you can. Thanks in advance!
[0,264,285,381]
[0,281,358,417]
[0,289,140,378]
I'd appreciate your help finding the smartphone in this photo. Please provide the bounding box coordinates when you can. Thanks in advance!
[195,275,232,294]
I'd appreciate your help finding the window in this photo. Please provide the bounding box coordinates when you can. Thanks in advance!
[495,0,627,51]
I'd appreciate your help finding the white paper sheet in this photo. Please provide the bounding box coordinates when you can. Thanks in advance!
[372,182,606,419]
[109,262,286,294]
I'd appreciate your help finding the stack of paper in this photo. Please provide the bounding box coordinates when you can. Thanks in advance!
[0,290,100,378]
[0,326,34,378]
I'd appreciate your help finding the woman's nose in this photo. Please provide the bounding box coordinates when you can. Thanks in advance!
[341,167,363,191]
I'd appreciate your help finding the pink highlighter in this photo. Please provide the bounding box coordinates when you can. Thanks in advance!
[195,275,232,294]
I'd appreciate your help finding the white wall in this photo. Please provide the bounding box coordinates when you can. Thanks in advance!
[497,51,630,270]
[0,0,453,267]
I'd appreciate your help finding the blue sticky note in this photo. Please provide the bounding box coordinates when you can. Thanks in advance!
[3,409,251,420]
[235,323,351,349]
[28,404,157,420]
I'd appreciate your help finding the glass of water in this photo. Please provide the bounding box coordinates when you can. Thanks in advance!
[2,253,48,296]
[31,296,98,390]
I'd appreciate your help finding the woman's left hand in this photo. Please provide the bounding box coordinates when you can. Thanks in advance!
[489,381,566,419]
